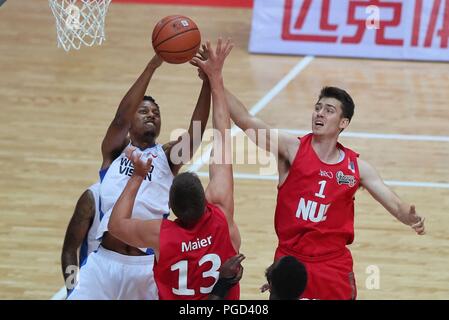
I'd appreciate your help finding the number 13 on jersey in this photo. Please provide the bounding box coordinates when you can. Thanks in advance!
[171,253,221,296]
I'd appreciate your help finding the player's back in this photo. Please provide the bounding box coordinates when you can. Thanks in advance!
[154,202,239,300]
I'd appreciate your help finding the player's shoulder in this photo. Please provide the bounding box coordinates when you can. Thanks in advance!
[88,180,101,192]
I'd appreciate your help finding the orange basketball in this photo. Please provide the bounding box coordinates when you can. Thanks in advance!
[152,15,201,64]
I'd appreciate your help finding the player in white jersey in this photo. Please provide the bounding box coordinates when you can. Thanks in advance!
[61,182,101,296]
[68,54,211,299]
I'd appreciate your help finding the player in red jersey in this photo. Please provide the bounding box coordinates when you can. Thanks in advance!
[108,39,241,300]
[225,86,426,299]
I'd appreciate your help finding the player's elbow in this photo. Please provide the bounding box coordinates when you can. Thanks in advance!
[108,219,119,238]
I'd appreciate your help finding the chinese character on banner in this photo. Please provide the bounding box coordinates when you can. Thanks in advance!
[411,0,449,48]
[282,0,339,42]
[342,0,403,46]
[251,0,449,61]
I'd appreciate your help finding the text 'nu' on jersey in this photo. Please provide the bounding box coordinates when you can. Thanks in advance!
[96,144,173,246]
[275,133,360,258]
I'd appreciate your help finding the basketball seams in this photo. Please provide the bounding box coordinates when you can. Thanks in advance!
[156,41,201,54]
[152,15,184,46]
[154,28,199,50]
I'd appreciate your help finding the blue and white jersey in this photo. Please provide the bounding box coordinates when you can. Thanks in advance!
[79,181,101,264]
[96,143,173,253]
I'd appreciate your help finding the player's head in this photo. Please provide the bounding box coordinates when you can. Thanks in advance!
[129,95,161,142]
[265,256,307,300]
[169,172,206,226]
[312,87,355,136]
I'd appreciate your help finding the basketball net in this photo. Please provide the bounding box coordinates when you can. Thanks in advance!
[48,0,111,51]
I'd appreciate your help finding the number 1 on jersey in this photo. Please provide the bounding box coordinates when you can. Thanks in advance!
[315,180,327,199]
[171,260,194,295]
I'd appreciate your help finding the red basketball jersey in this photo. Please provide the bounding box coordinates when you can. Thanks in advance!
[275,133,360,258]
[154,202,239,300]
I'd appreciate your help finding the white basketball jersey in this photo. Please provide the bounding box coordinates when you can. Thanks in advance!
[86,182,101,254]
[96,143,173,253]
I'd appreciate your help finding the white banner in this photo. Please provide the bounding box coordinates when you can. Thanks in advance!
[249,0,449,61]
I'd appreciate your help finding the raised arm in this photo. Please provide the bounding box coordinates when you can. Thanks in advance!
[192,39,240,251]
[225,87,299,163]
[359,159,425,235]
[101,55,163,169]
[61,189,95,293]
[163,77,211,175]
[108,147,162,252]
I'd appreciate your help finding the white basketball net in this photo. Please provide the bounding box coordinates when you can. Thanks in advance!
[49,0,112,51]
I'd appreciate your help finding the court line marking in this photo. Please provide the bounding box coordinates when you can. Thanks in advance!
[188,56,315,172]
[50,55,315,300]
[196,171,449,189]
[285,129,449,142]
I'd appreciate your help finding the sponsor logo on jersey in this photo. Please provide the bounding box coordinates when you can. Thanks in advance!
[319,170,333,179]
[336,171,356,187]
[119,157,154,181]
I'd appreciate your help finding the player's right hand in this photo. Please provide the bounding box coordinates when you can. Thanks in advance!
[125,146,153,178]
[149,54,163,69]
[409,205,425,235]
[191,38,233,78]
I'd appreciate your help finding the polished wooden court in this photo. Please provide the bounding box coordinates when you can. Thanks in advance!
[0,1,448,299]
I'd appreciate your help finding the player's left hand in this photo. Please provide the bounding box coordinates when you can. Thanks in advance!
[191,38,233,78]
[409,204,425,235]
[191,44,209,82]
[219,253,245,283]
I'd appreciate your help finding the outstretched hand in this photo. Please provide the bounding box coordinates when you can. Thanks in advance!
[408,205,425,235]
[148,54,163,69]
[191,38,233,79]
[219,253,245,283]
[191,44,209,81]
[124,146,153,178]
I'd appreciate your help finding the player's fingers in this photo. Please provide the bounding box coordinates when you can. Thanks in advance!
[125,146,137,159]
[235,254,246,264]
[131,151,140,164]
[224,42,234,57]
[223,38,231,51]
[260,283,270,293]
[234,266,244,282]
[216,37,223,55]
[230,254,245,270]
[412,217,425,228]
[146,157,153,167]
[191,57,204,68]
[205,40,212,55]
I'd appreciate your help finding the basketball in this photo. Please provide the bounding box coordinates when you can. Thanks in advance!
[152,15,201,64]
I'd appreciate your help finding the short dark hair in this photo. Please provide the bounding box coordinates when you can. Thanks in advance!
[318,87,355,122]
[169,172,205,224]
[143,95,160,108]
[266,256,308,300]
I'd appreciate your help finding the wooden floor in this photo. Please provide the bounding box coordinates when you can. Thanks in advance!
[1,0,448,299]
